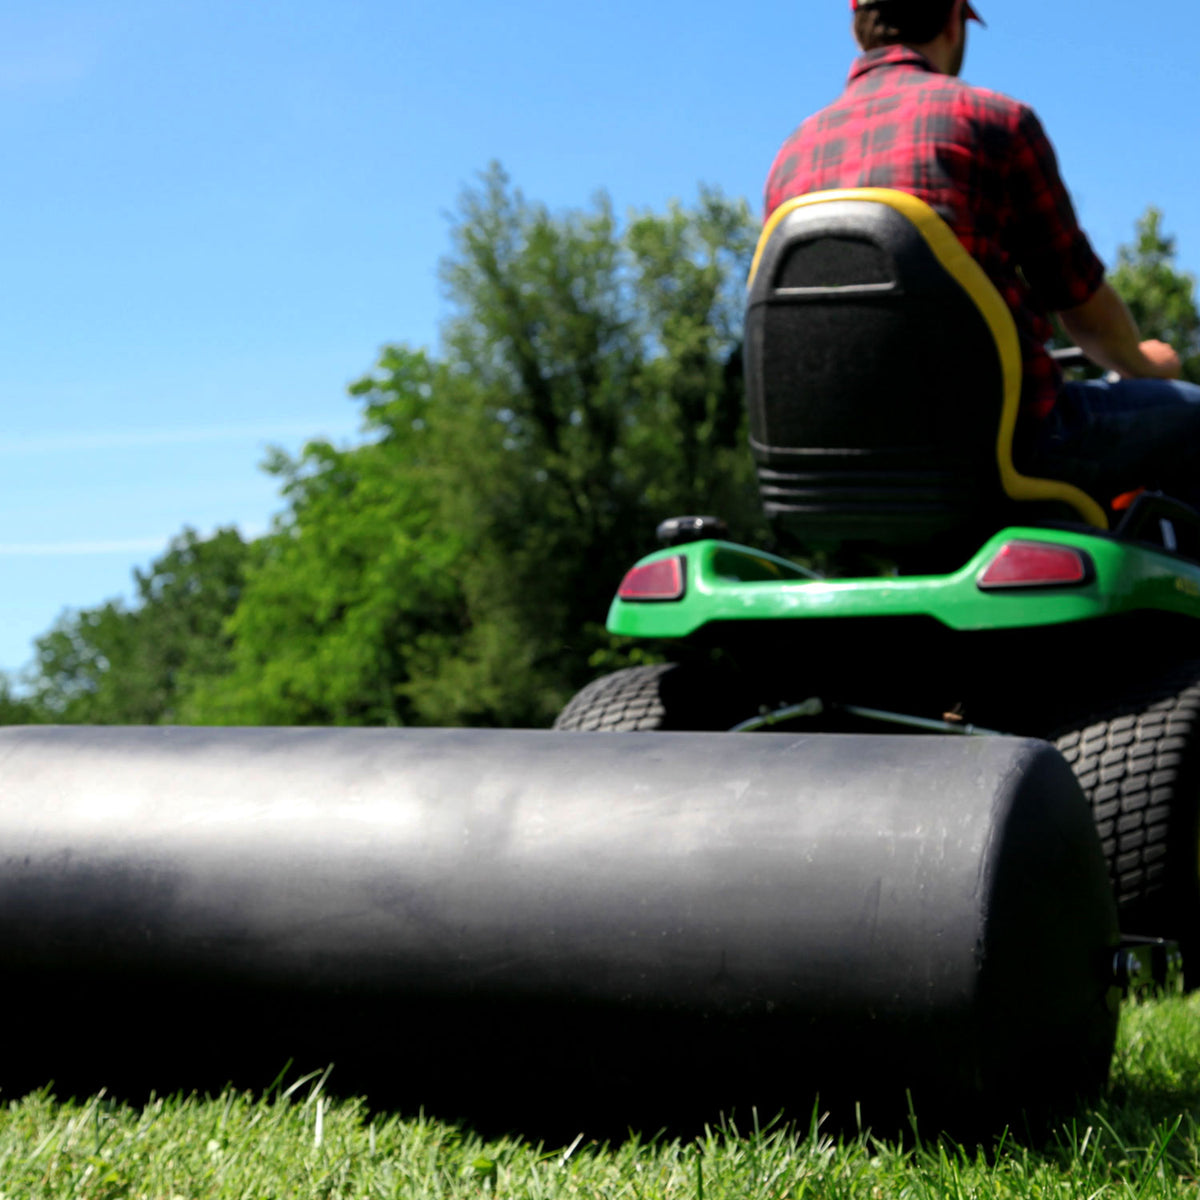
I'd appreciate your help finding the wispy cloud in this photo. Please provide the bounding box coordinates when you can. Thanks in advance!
[0,538,169,558]
[0,522,269,558]
[0,423,357,457]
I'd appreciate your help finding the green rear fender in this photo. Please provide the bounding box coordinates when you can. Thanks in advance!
[606,529,1200,639]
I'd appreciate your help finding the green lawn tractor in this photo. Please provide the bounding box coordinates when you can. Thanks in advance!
[557,188,1200,966]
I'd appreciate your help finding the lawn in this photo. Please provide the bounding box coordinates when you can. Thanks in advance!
[3,993,1199,1198]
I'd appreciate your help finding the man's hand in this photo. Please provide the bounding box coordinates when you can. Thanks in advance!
[1059,283,1182,380]
[1136,339,1183,380]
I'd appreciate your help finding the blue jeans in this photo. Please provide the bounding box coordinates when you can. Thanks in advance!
[1024,377,1200,510]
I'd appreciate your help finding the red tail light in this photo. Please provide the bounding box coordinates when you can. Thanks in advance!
[977,541,1092,589]
[617,556,686,601]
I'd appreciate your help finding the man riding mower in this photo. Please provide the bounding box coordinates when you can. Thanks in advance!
[558,0,1200,974]
[555,187,1200,978]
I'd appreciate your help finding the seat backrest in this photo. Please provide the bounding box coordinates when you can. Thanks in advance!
[744,189,1106,555]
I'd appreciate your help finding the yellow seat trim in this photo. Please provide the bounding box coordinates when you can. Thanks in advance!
[751,189,1108,531]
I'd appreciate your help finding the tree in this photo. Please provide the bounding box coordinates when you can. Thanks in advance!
[0,676,44,725]
[1111,207,1200,383]
[188,169,765,728]
[182,348,471,726]
[417,167,765,723]
[29,527,257,724]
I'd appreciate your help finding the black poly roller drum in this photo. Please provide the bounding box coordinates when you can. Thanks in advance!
[0,726,1117,1134]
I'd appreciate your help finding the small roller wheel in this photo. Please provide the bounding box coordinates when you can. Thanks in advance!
[1051,664,1200,964]
[553,663,754,732]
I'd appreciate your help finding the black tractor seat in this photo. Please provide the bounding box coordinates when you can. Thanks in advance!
[744,189,1108,570]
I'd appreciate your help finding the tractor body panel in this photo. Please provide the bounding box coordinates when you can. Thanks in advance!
[608,528,1200,639]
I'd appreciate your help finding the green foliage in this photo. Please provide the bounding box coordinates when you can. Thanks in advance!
[418,166,764,724]
[186,167,764,728]
[28,527,257,724]
[0,675,44,725]
[21,168,762,729]
[1111,208,1200,382]
[182,348,471,726]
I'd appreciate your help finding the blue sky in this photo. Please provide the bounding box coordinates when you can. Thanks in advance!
[3,0,1198,681]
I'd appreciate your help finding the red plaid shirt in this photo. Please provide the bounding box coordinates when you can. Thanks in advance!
[764,47,1106,420]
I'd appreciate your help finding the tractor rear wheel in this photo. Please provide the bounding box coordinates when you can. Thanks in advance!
[1051,663,1200,965]
[553,663,755,732]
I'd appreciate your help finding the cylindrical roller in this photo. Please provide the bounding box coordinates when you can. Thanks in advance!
[0,726,1116,1134]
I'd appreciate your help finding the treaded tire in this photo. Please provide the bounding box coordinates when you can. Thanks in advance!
[1051,663,1200,955]
[553,663,754,732]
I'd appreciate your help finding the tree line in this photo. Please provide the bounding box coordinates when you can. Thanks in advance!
[2,167,765,727]
[2,174,1197,728]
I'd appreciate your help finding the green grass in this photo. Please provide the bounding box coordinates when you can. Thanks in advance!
[4,995,1200,1198]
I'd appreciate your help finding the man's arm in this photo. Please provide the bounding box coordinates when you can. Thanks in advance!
[1058,281,1182,380]
[1005,108,1179,380]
